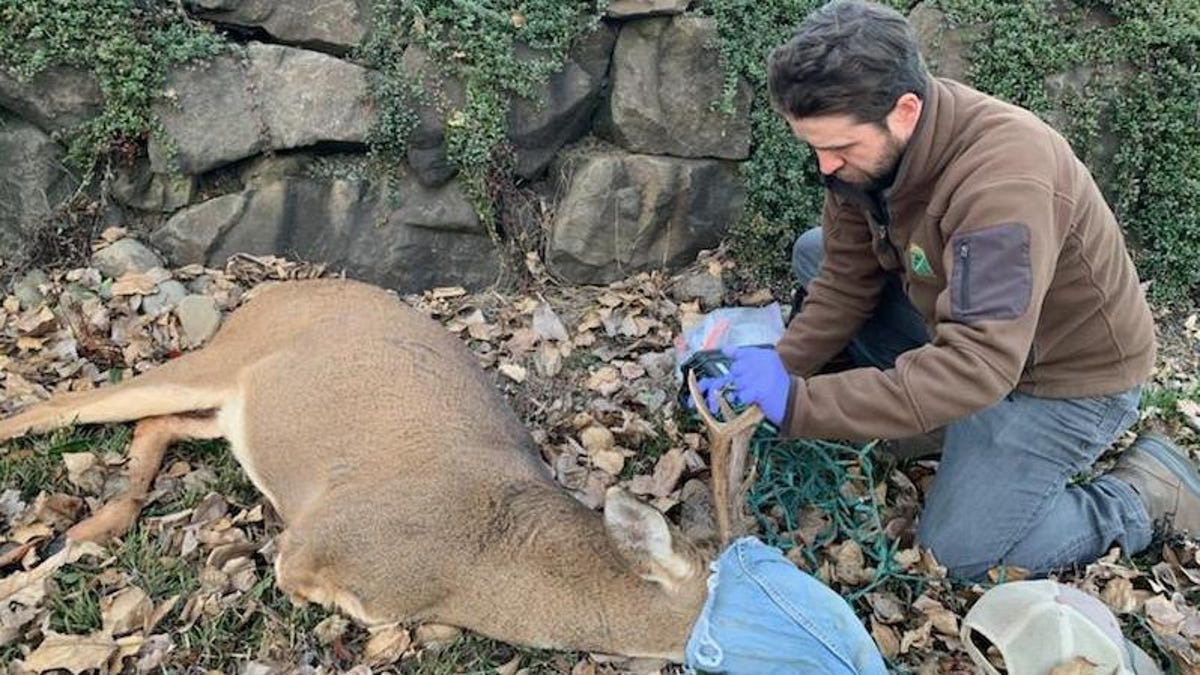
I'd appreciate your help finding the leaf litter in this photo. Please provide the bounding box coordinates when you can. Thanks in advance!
[0,240,1198,673]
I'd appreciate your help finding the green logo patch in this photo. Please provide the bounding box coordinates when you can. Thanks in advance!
[909,243,934,277]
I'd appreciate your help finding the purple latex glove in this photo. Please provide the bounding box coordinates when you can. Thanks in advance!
[717,346,792,426]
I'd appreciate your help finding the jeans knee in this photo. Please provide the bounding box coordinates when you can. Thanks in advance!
[791,226,824,287]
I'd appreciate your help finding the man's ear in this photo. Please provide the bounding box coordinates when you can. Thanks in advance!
[888,92,923,137]
[603,487,697,586]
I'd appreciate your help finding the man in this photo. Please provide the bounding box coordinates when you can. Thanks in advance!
[700,0,1200,579]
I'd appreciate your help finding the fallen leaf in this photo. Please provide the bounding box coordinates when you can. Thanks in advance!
[111,269,171,296]
[22,630,118,674]
[429,286,466,299]
[1101,577,1139,614]
[1049,656,1098,675]
[867,592,906,625]
[913,595,958,636]
[499,362,527,383]
[63,452,106,494]
[364,623,411,667]
[832,541,873,586]
[650,448,686,498]
[533,302,570,342]
[1146,594,1187,634]
[1178,400,1200,431]
[586,366,622,396]
[899,619,932,654]
[580,426,615,454]
[592,450,625,476]
[871,618,900,659]
[533,342,565,378]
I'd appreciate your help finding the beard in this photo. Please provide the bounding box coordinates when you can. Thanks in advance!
[828,131,907,193]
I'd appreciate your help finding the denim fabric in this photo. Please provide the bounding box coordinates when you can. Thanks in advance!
[919,388,1150,578]
[685,537,887,675]
[791,227,1154,579]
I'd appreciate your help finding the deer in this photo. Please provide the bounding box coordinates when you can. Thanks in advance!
[0,278,766,661]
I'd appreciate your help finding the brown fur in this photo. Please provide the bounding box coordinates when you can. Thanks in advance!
[0,279,713,659]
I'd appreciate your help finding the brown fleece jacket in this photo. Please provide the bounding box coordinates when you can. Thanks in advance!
[775,77,1156,441]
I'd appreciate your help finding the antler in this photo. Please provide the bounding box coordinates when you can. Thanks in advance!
[687,369,764,547]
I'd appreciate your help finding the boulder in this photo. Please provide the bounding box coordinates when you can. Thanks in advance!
[91,239,165,278]
[152,174,500,292]
[189,0,369,53]
[148,44,373,175]
[548,150,745,284]
[606,0,691,19]
[600,16,751,160]
[0,113,78,261]
[0,66,104,134]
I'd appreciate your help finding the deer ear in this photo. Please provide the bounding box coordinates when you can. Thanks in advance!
[603,487,696,585]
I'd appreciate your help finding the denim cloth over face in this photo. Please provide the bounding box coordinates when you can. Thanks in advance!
[685,537,888,675]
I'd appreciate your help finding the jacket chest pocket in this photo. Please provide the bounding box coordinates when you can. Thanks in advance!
[949,223,1033,323]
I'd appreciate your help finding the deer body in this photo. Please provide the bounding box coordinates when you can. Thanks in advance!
[0,279,711,659]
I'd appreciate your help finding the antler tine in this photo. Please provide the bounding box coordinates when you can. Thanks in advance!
[686,369,764,547]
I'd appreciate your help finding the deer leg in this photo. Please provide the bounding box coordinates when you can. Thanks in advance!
[66,414,222,543]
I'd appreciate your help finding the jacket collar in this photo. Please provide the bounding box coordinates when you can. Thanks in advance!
[884,76,953,202]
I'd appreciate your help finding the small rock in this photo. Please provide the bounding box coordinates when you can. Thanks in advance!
[671,268,725,309]
[14,269,50,309]
[176,295,222,347]
[141,280,188,317]
[92,239,165,278]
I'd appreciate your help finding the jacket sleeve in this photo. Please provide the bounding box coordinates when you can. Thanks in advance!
[775,192,886,377]
[782,177,1068,440]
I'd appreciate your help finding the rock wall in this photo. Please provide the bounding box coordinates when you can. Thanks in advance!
[5,1,1115,293]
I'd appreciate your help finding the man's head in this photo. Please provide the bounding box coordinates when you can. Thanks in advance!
[768,0,929,191]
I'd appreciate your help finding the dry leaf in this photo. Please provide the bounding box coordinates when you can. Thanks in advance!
[499,362,527,383]
[22,631,118,674]
[1146,595,1187,634]
[900,619,933,654]
[1049,656,1098,675]
[111,269,171,296]
[913,595,958,636]
[364,623,411,667]
[650,448,686,498]
[1178,400,1200,431]
[592,450,625,476]
[1101,577,1139,614]
[101,586,153,637]
[63,452,105,493]
[429,286,466,299]
[533,302,570,342]
[586,366,622,396]
[580,426,615,454]
[867,592,906,625]
[871,618,900,659]
[832,541,873,586]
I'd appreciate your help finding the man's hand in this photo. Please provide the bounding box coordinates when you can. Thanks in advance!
[695,346,792,426]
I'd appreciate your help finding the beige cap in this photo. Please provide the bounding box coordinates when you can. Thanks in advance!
[961,580,1162,675]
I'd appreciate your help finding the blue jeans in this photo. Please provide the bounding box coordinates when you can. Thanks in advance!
[686,537,888,674]
[791,227,1153,579]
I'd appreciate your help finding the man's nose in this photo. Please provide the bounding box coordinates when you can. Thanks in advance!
[815,150,844,175]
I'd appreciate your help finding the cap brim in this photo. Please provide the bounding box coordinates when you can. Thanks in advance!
[1127,640,1163,675]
